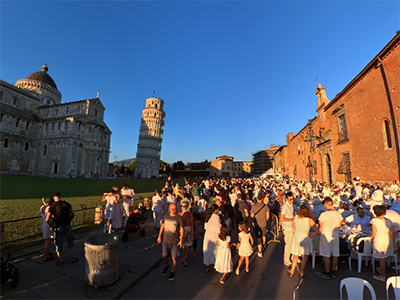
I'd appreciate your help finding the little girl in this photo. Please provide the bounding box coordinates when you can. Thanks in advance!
[215,224,235,284]
[223,212,232,235]
[192,213,203,258]
[236,221,253,275]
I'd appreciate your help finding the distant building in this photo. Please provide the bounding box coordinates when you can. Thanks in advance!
[134,97,165,179]
[173,161,210,178]
[210,155,234,177]
[252,146,280,174]
[233,161,252,177]
[0,64,111,177]
[273,145,288,177]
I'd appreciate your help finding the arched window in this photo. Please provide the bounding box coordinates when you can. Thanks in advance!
[43,145,47,155]
[3,138,9,148]
[384,120,393,149]
[25,142,29,151]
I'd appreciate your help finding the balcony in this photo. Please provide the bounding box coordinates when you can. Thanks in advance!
[337,131,349,144]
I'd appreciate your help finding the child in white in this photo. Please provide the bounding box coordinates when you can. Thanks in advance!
[236,221,254,275]
[371,205,397,281]
[215,224,235,284]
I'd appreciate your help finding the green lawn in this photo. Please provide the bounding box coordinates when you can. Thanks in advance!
[0,176,184,221]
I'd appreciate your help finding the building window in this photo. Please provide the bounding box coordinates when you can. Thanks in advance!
[55,109,58,115]
[0,113,4,122]
[338,114,348,141]
[12,97,17,106]
[16,118,20,127]
[0,91,3,100]
[384,120,393,149]
[25,142,29,151]
[94,109,98,117]
[43,145,47,155]
[4,138,9,148]
[294,165,297,175]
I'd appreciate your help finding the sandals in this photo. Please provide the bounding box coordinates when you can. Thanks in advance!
[236,268,239,275]
[56,260,64,266]
[184,260,189,267]
[220,276,226,284]
[373,274,386,282]
[286,268,294,277]
[71,257,78,263]
[43,256,55,262]
[300,272,306,278]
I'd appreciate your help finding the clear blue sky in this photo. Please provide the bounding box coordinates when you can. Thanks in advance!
[1,1,399,164]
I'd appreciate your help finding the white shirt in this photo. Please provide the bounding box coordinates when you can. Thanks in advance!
[372,190,383,201]
[319,210,342,239]
[385,210,400,233]
[281,202,294,231]
[120,188,135,202]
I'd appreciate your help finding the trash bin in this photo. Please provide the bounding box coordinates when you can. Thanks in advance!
[85,233,119,287]
[95,206,104,224]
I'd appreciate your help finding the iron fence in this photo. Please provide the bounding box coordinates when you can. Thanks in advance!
[0,206,97,246]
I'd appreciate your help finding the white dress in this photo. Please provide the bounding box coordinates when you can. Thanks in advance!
[215,236,233,273]
[40,205,52,239]
[238,231,253,257]
[203,214,221,265]
[371,218,394,258]
[291,216,313,256]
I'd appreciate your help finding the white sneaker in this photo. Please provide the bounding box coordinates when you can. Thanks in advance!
[258,251,263,257]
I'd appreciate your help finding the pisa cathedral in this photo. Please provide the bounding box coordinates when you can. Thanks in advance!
[0,64,111,177]
[134,97,165,179]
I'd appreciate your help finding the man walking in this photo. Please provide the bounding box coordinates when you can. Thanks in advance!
[251,193,270,257]
[120,183,135,227]
[157,203,184,281]
[46,192,77,266]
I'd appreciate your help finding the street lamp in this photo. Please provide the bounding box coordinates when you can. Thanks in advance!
[304,119,319,192]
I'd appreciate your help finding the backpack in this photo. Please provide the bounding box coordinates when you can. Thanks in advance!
[54,201,72,225]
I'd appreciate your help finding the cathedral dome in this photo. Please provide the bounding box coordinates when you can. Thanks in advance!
[25,64,58,89]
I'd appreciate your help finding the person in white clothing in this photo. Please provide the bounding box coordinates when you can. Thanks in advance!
[152,190,165,229]
[383,209,400,235]
[120,183,135,227]
[280,192,294,267]
[372,186,384,201]
[166,190,177,213]
[343,207,370,227]
[317,197,343,279]
[102,189,119,233]
[371,205,397,281]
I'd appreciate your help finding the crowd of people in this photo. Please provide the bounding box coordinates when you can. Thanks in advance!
[39,175,400,285]
[39,183,136,266]
[154,176,400,283]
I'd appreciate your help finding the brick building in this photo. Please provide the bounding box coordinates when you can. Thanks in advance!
[232,161,252,177]
[273,145,288,177]
[282,31,400,184]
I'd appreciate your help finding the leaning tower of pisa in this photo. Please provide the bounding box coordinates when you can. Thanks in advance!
[134,97,165,179]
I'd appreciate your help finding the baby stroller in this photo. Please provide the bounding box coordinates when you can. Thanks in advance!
[1,253,19,289]
[122,208,147,242]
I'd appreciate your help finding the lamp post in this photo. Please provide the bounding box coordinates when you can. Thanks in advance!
[304,119,318,192]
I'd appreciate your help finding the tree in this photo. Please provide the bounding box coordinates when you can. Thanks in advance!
[173,161,185,171]
[127,160,135,172]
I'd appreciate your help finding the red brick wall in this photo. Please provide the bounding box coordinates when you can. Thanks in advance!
[285,33,400,184]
